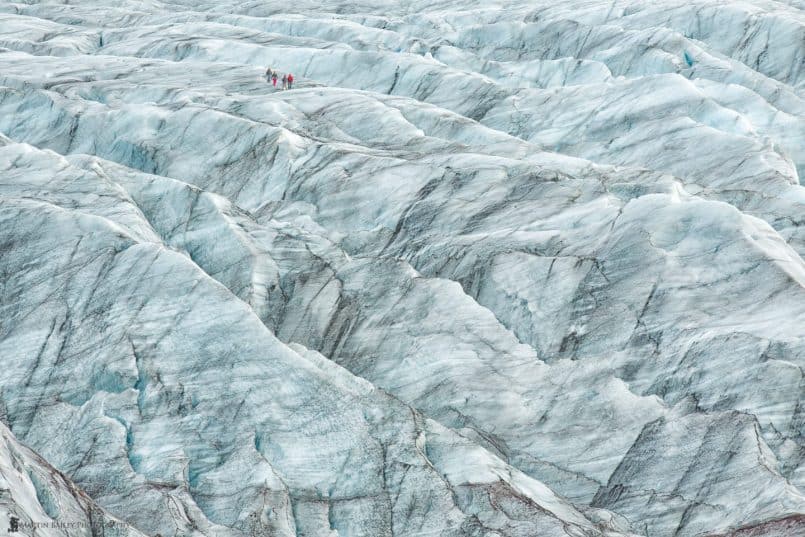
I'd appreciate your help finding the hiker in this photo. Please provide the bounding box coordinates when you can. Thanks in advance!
[281,73,288,90]
[265,67,273,81]
[287,73,294,89]
[272,72,278,87]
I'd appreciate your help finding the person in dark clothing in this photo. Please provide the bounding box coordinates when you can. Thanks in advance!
[272,72,278,87]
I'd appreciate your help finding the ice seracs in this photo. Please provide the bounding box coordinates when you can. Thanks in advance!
[0,0,803,536]
[0,421,146,537]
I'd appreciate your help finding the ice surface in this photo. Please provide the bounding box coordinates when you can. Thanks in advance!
[0,0,803,536]
[0,421,146,537]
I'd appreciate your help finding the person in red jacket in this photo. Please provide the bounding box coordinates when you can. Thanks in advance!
[287,73,294,89]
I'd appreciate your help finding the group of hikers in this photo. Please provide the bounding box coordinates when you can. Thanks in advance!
[265,67,294,89]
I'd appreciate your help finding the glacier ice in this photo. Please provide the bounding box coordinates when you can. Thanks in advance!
[0,0,803,536]
[0,420,146,537]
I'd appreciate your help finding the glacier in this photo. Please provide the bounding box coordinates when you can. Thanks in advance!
[0,0,803,536]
